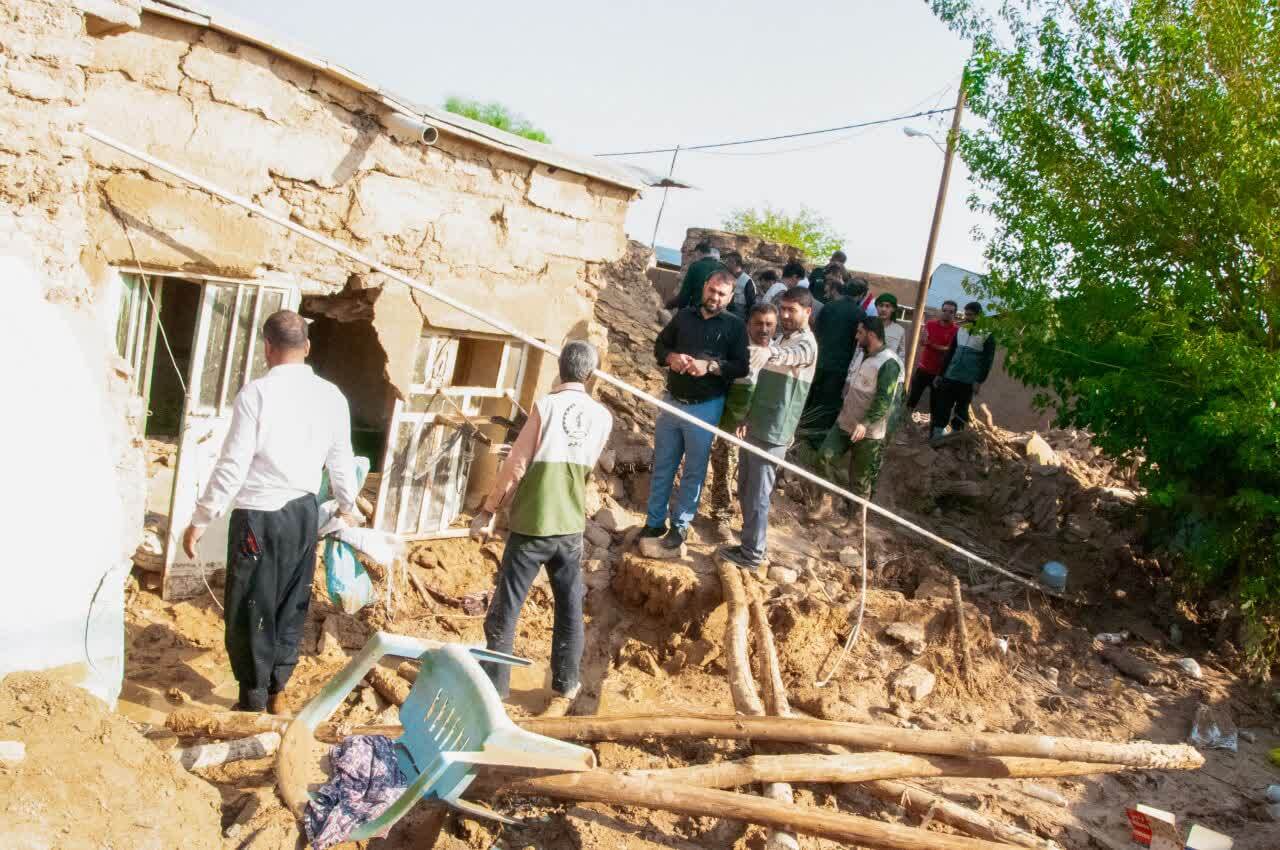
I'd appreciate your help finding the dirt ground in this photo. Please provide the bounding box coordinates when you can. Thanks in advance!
[15,266,1280,850]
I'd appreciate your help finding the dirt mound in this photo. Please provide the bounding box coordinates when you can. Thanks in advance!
[0,672,222,850]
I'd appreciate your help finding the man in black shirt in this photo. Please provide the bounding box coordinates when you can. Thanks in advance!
[643,270,749,553]
[666,241,724,310]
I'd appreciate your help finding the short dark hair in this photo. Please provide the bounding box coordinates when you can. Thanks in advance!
[824,267,847,287]
[860,314,886,342]
[693,240,713,254]
[832,250,847,263]
[758,269,780,284]
[780,287,814,309]
[263,310,308,350]
[747,301,778,321]
[965,301,983,314]
[942,299,958,310]
[845,276,869,299]
[722,250,743,267]
[705,268,735,289]
[782,260,806,279]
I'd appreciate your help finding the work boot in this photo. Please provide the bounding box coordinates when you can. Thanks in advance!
[639,523,666,539]
[659,525,688,552]
[717,545,759,571]
[267,691,289,716]
[929,427,946,447]
[806,491,834,524]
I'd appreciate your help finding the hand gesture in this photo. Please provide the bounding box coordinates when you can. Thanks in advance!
[851,423,867,443]
[182,525,204,559]
[684,359,709,377]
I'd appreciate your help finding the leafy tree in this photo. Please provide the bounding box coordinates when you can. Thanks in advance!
[442,97,551,143]
[929,0,1280,671]
[722,205,844,261]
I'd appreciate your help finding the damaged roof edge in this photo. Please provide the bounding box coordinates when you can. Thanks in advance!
[141,0,649,193]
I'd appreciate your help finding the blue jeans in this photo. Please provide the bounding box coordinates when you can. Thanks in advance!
[645,394,726,530]
[736,439,787,564]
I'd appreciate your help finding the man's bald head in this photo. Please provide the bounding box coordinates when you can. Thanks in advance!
[262,310,310,366]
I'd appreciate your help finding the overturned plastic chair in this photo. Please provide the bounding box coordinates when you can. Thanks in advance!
[277,632,596,837]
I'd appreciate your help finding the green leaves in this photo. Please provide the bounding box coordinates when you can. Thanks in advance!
[929,0,1280,670]
[722,205,845,262]
[442,97,551,144]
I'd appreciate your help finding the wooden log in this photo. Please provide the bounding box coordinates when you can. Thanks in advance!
[506,771,1013,850]
[718,561,764,715]
[951,577,975,683]
[397,660,420,683]
[176,708,1203,770]
[747,580,798,850]
[521,713,1205,770]
[408,570,436,611]
[1099,646,1174,686]
[171,731,280,770]
[864,779,1060,850]
[625,752,1124,788]
[366,665,412,706]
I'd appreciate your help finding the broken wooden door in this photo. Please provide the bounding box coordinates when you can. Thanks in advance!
[374,332,527,539]
[163,279,299,600]
[114,271,163,402]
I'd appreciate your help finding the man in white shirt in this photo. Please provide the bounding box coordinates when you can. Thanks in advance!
[182,310,357,714]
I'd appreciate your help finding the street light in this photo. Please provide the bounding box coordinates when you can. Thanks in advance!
[903,126,946,154]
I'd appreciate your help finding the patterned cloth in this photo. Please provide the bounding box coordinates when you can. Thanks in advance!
[303,735,408,850]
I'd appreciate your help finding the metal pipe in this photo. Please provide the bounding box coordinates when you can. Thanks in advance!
[83,127,1063,600]
[382,111,439,145]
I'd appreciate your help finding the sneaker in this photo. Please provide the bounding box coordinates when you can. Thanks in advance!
[718,545,760,570]
[659,526,688,551]
[639,524,667,538]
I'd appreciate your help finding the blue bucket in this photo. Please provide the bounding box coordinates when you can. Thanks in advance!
[1040,560,1068,591]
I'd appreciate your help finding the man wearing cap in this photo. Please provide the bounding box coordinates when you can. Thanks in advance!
[847,293,906,380]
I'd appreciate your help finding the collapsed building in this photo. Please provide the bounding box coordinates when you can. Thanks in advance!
[1,0,665,695]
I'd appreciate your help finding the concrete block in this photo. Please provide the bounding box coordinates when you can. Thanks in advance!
[85,74,195,171]
[584,522,612,549]
[346,171,445,242]
[767,565,798,585]
[1025,432,1060,466]
[181,38,306,123]
[592,503,636,533]
[76,0,141,34]
[88,15,196,90]
[884,622,926,656]
[526,166,599,220]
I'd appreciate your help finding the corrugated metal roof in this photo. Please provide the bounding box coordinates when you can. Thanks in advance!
[142,0,648,192]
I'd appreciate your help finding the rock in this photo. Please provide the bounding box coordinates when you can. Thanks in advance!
[593,503,636,533]
[891,664,937,702]
[638,534,685,560]
[1175,658,1203,679]
[598,449,617,474]
[838,546,861,568]
[914,577,953,600]
[0,741,25,765]
[884,622,926,656]
[611,552,712,622]
[1025,433,1060,466]
[767,566,798,585]
[584,522,612,549]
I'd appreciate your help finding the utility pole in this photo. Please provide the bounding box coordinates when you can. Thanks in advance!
[903,83,967,383]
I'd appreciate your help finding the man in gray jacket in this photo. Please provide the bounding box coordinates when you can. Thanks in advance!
[930,301,996,444]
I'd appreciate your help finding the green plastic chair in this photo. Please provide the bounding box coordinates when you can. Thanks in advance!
[278,632,596,837]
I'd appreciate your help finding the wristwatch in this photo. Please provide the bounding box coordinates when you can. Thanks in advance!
[707,359,721,376]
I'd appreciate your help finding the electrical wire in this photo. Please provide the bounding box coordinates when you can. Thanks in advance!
[596,107,954,157]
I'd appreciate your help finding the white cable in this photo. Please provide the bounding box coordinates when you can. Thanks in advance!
[83,128,1066,601]
[814,502,868,688]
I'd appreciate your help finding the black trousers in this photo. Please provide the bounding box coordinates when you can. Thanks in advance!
[906,367,939,411]
[930,378,975,432]
[482,531,585,698]
[225,494,318,711]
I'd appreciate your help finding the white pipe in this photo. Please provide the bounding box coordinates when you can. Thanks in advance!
[381,111,439,145]
[83,128,1064,600]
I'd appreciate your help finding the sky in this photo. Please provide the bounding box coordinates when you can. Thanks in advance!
[208,0,989,280]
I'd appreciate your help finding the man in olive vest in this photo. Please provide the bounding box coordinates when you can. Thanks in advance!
[470,341,613,706]
[818,315,902,524]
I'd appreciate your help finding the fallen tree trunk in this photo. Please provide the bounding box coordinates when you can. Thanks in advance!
[1099,647,1174,686]
[625,752,1124,788]
[719,562,764,715]
[951,577,975,683]
[173,709,1202,769]
[521,714,1205,770]
[505,771,1015,850]
[864,779,1060,850]
[171,732,280,771]
[731,565,795,850]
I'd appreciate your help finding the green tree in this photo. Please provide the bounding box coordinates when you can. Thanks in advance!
[722,205,844,261]
[442,96,551,143]
[929,0,1280,670]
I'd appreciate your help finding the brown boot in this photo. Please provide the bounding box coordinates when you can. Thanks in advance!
[267,691,289,716]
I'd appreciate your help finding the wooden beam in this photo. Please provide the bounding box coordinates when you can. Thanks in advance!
[864,779,1061,850]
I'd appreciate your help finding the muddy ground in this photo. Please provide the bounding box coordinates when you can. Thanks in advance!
[11,266,1280,850]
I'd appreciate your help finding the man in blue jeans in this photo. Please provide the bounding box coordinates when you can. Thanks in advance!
[643,269,749,553]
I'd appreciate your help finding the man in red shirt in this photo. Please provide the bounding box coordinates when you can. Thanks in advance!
[906,300,959,411]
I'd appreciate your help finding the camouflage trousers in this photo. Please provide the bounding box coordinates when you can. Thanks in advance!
[707,438,739,520]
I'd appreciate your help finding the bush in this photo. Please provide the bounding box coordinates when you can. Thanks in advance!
[929,0,1280,673]
[442,97,551,144]
[722,205,844,262]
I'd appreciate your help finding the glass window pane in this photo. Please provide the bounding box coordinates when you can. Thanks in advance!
[250,289,285,381]
[502,344,525,391]
[380,421,416,532]
[225,287,257,402]
[198,284,236,409]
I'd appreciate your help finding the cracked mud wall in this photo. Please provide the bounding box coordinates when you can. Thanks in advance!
[83,11,635,406]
